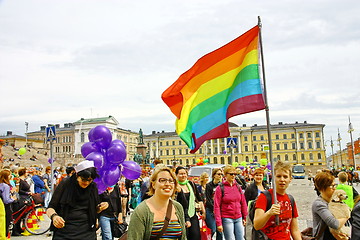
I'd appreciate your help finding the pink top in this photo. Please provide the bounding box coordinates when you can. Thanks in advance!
[213,180,248,226]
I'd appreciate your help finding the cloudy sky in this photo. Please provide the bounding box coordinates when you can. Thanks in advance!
[1,0,359,156]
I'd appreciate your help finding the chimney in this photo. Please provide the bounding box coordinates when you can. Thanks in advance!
[295,121,298,124]
[40,126,46,131]
[304,121,307,124]
[152,131,156,134]
[6,131,12,136]
[243,124,246,127]
[253,124,257,127]
[161,130,165,133]
[278,122,283,125]
[55,124,60,128]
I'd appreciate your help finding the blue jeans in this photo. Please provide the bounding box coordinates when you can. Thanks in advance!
[206,208,223,240]
[99,215,116,240]
[222,217,244,240]
[43,191,52,208]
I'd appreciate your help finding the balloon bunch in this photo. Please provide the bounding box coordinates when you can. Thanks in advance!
[196,157,209,166]
[81,125,142,194]
[232,162,239,168]
[260,159,268,166]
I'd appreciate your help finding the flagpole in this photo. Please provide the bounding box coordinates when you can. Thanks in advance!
[258,16,279,225]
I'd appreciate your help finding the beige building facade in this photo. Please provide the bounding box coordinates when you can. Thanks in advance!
[144,121,327,167]
[27,116,139,166]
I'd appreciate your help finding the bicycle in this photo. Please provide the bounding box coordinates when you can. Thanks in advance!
[10,195,51,235]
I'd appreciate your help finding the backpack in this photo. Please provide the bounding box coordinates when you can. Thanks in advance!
[219,182,243,198]
[248,190,295,240]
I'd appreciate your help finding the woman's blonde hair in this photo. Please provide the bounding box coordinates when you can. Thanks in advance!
[199,172,209,186]
[148,166,179,198]
[223,165,236,175]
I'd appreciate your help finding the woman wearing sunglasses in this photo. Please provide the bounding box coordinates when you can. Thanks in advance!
[47,161,109,240]
[214,165,248,240]
[128,166,186,239]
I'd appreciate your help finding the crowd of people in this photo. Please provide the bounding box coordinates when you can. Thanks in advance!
[1,158,360,240]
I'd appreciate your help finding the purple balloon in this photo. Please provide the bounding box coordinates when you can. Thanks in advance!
[110,139,126,149]
[85,152,104,169]
[91,125,112,149]
[95,178,107,194]
[106,144,126,165]
[266,163,272,170]
[88,128,95,142]
[239,165,244,170]
[48,158,55,164]
[102,165,121,186]
[121,161,141,180]
[81,142,100,158]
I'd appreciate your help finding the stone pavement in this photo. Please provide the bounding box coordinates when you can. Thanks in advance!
[12,178,360,239]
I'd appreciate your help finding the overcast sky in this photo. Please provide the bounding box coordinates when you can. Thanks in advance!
[1,0,359,156]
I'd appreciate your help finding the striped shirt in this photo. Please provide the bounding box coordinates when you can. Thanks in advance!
[150,220,182,239]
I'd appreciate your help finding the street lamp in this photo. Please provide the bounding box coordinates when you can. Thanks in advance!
[348,116,356,168]
[337,128,343,167]
[25,122,29,147]
[325,137,335,168]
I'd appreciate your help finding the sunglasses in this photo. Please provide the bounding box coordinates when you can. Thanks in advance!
[79,176,93,183]
[227,173,236,176]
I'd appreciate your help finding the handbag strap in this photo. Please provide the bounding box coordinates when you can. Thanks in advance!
[153,200,173,240]
[314,223,327,240]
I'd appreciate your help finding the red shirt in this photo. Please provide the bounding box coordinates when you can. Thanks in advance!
[255,189,298,240]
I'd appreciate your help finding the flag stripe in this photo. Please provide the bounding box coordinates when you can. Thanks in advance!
[188,94,265,153]
[179,38,258,104]
[162,26,260,118]
[176,63,261,139]
[176,51,259,135]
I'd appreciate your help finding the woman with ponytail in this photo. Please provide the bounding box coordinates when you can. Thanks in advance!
[175,166,205,240]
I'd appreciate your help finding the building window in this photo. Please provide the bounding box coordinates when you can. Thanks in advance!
[172,141,175,145]
[285,154,289,161]
[172,149,176,155]
[228,156,231,164]
[309,153,313,160]
[307,132,312,138]
[293,154,296,160]
[166,141,169,146]
[315,132,320,138]
[318,153,322,159]
[292,143,296,149]
[275,135,279,140]
[186,149,189,154]
[254,145,257,151]
[284,143,288,150]
[193,159,196,164]
[160,150,163,155]
[308,142,313,149]
[254,156,258,161]
[244,146,249,152]
[166,150,169,155]
[299,133,303,138]
[291,133,295,139]
[244,136,248,141]
[283,134,287,139]
[160,142,163,146]
[179,149,182,155]
[245,156,249,162]
[81,132,85,142]
[300,142,304,149]
[214,157,218,164]
[276,144,280,150]
[199,148,203,154]
[179,141,182,145]
[221,157,225,164]
[316,142,321,148]
[253,136,256,141]
[301,154,305,160]
[277,155,281,160]
[260,135,264,141]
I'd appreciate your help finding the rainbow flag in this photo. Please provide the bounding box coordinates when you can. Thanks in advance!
[162,25,265,153]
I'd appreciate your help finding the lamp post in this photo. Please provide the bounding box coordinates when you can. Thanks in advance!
[25,122,29,147]
[325,138,335,168]
[348,116,356,168]
[337,128,343,167]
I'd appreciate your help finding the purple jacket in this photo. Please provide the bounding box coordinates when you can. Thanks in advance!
[0,183,14,204]
[213,180,248,226]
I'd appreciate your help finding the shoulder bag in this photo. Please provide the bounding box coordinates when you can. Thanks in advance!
[150,199,173,240]
[301,223,327,240]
